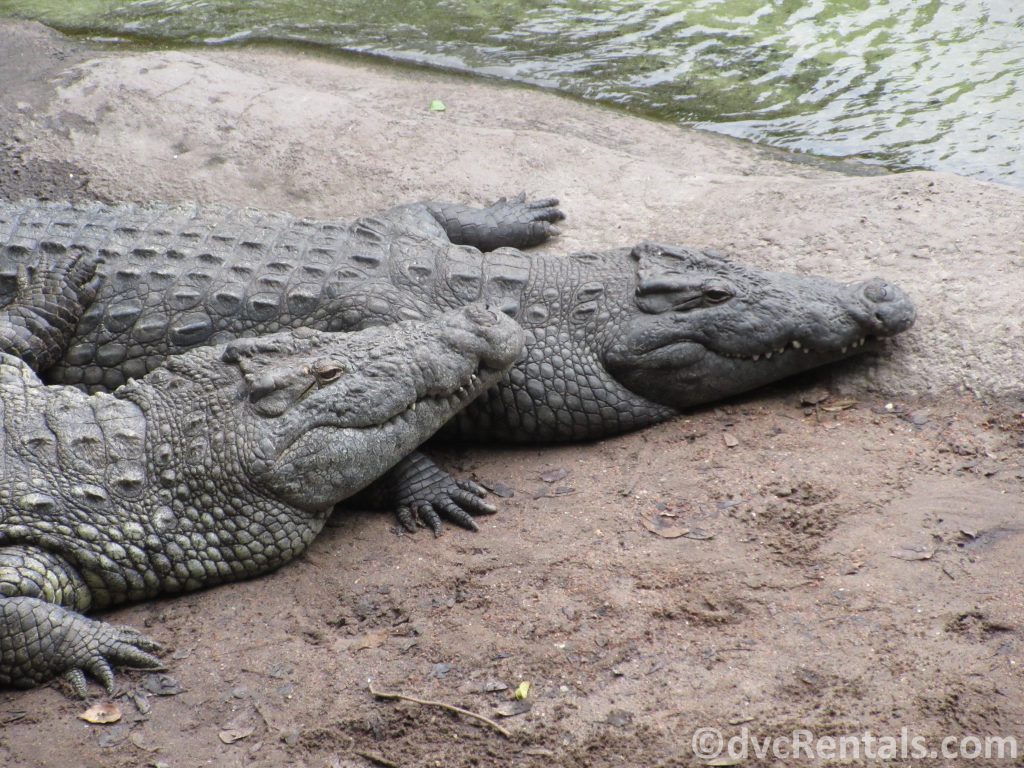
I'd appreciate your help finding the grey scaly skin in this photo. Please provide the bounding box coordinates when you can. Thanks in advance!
[0,195,915,523]
[0,254,523,693]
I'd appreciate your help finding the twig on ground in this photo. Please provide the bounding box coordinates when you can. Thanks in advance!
[367,681,512,738]
[356,750,401,768]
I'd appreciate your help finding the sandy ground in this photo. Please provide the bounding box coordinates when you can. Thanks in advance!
[1,19,1023,768]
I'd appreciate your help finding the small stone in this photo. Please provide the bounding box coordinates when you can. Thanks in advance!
[605,709,634,727]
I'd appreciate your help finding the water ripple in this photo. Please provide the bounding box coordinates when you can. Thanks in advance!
[2,0,1022,184]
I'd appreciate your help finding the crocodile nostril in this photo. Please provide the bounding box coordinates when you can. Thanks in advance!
[464,303,498,328]
[862,279,892,304]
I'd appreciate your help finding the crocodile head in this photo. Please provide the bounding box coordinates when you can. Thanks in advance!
[604,243,916,408]
[157,304,523,510]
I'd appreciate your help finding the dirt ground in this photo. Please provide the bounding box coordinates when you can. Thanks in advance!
[0,19,1023,768]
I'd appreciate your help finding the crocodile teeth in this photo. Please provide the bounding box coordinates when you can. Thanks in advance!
[752,354,760,361]
[792,340,802,349]
[765,351,772,360]
[803,348,810,354]
[841,346,848,354]
[410,401,416,412]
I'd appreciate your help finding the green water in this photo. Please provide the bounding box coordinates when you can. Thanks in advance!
[2,0,1022,186]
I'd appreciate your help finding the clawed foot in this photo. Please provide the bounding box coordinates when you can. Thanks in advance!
[362,452,500,536]
[61,622,164,698]
[395,476,497,536]
[0,597,163,697]
[484,192,565,249]
[426,192,566,252]
[1,252,103,370]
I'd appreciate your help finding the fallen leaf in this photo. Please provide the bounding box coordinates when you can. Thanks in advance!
[129,731,161,752]
[683,528,715,541]
[640,514,690,539]
[486,481,515,498]
[821,398,859,412]
[890,543,934,561]
[96,723,131,748]
[79,701,121,724]
[351,630,389,651]
[605,708,633,726]
[494,700,532,718]
[429,99,446,111]
[514,681,531,700]
[143,673,184,696]
[540,468,569,483]
[219,726,255,744]
[798,388,831,405]
[723,433,739,447]
[129,691,151,715]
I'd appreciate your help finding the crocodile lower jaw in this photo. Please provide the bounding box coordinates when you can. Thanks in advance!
[720,336,870,362]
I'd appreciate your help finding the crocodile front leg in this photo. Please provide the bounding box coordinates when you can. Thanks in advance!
[0,548,162,695]
[421,192,565,252]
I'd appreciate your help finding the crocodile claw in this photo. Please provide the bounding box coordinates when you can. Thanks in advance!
[396,479,498,536]
[60,621,164,697]
[382,453,498,536]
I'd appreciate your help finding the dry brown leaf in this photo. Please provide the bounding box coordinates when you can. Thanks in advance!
[352,630,389,651]
[821,398,859,412]
[494,700,532,718]
[79,701,122,724]
[218,726,255,744]
[890,543,934,561]
[540,467,569,483]
[640,514,690,539]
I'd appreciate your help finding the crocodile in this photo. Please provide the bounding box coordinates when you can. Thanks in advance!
[0,195,916,528]
[0,254,523,693]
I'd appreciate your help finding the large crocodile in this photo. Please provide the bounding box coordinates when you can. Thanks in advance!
[0,254,523,693]
[0,195,916,529]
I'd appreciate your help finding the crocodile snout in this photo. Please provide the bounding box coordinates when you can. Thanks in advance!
[852,278,916,336]
[441,304,525,370]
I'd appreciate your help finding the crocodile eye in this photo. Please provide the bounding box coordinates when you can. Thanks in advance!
[703,288,733,305]
[312,362,346,384]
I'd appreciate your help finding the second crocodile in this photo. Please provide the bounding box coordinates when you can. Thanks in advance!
[0,195,916,527]
[0,255,523,693]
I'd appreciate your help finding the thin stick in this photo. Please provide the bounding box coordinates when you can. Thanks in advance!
[356,750,401,768]
[367,682,512,738]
